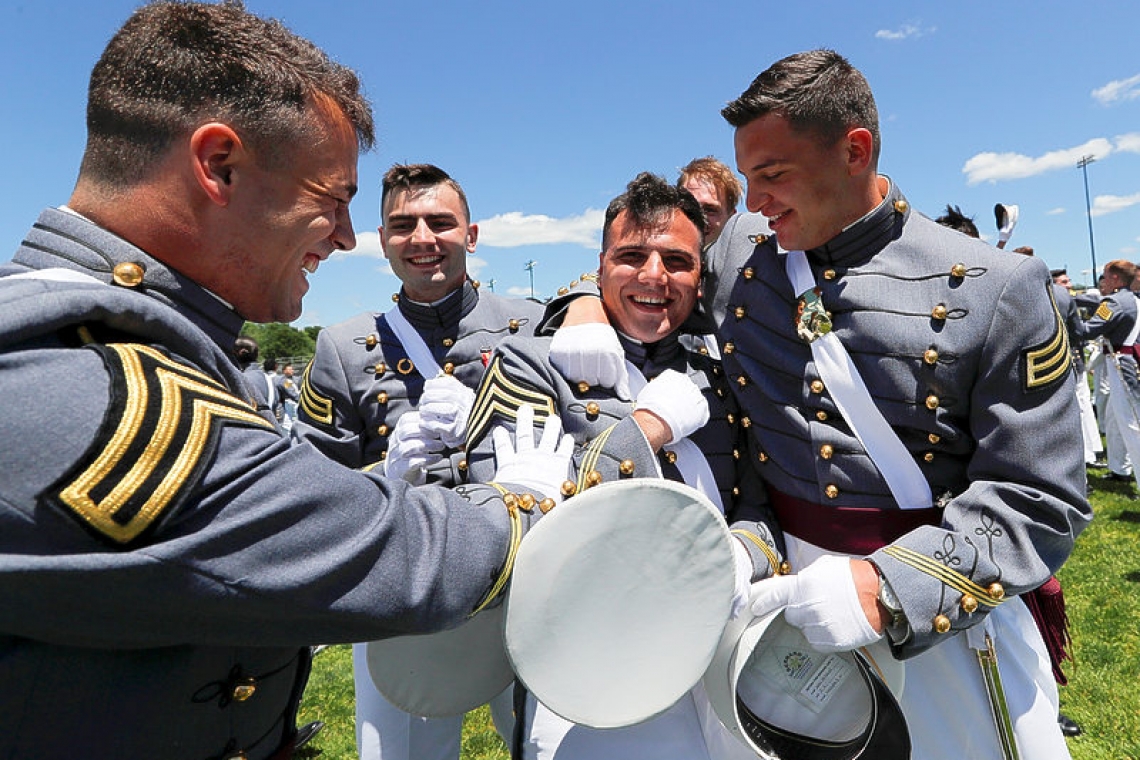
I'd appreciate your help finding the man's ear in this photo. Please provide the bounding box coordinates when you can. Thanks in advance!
[845,127,875,176]
[466,222,479,253]
[190,122,245,206]
[378,226,390,259]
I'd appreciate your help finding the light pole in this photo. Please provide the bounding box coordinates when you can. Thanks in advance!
[1077,155,1098,281]
[487,278,496,293]
[524,260,537,299]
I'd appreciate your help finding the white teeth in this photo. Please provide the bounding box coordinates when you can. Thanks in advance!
[768,211,786,223]
[302,260,318,274]
[410,255,442,265]
[632,295,666,305]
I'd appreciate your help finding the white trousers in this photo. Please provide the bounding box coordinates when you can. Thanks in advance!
[352,643,514,760]
[1103,355,1140,485]
[1075,370,1102,463]
[785,535,1070,760]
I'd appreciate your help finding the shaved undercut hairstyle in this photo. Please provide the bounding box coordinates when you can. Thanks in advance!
[677,156,743,213]
[602,172,708,253]
[722,49,881,166]
[80,0,374,187]
[380,163,471,223]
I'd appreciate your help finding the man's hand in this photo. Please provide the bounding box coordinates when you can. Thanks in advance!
[418,375,476,448]
[633,369,709,446]
[995,203,1019,248]
[749,555,883,651]
[549,323,631,399]
[384,411,446,485]
[492,404,574,501]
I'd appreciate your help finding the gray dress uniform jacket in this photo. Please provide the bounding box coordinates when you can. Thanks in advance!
[1083,287,1140,393]
[1052,284,1087,375]
[707,183,1090,655]
[292,281,542,482]
[0,208,532,760]
[464,330,784,576]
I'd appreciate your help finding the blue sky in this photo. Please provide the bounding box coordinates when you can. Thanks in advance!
[2,0,1138,328]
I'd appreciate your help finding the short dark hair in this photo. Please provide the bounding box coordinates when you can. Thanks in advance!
[677,156,743,213]
[722,49,880,165]
[80,0,374,187]
[935,205,980,239]
[602,172,707,251]
[234,335,259,365]
[380,163,471,223]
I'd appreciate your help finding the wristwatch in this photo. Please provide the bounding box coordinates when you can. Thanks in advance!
[870,561,909,643]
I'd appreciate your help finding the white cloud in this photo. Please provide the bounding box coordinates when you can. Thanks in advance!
[476,209,605,249]
[505,286,532,298]
[1047,207,1066,216]
[1116,132,1140,154]
[1091,192,1140,217]
[962,137,1114,184]
[334,229,384,258]
[874,23,934,41]
[1092,73,1140,105]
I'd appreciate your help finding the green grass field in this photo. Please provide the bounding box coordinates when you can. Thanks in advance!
[298,466,1140,759]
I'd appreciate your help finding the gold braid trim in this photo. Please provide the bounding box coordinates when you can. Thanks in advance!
[730,528,783,576]
[471,483,523,615]
[881,545,1005,608]
[577,424,618,492]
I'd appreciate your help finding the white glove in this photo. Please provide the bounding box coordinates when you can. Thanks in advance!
[749,554,881,652]
[995,203,1019,244]
[492,404,574,501]
[549,323,631,399]
[384,411,445,486]
[633,369,710,444]
[730,538,754,620]
[418,375,476,448]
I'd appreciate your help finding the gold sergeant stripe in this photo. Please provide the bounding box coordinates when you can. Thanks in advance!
[1024,290,1071,389]
[1094,301,1113,321]
[730,529,781,576]
[578,424,617,492]
[467,356,555,447]
[298,361,333,425]
[881,545,1005,608]
[53,343,274,544]
[471,483,522,615]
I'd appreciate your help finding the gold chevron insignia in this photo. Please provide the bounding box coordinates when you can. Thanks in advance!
[47,343,274,545]
[1093,301,1113,321]
[1022,287,1071,391]
[299,361,334,425]
[467,355,556,447]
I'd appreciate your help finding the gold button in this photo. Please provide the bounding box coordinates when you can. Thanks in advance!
[443,362,455,375]
[737,375,748,387]
[819,444,834,459]
[778,561,792,576]
[923,452,934,462]
[391,293,400,303]
[225,753,248,760]
[577,381,590,394]
[810,379,825,394]
[586,470,603,486]
[960,594,979,614]
[732,449,741,460]
[112,262,145,287]
[619,459,635,476]
[923,348,939,365]
[928,433,941,444]
[988,582,1005,601]
[816,411,829,421]
[509,319,520,332]
[741,416,751,428]
[824,484,839,499]
[376,391,389,404]
[539,498,556,513]
[570,280,579,287]
[472,280,481,289]
[742,267,755,280]
[732,486,740,496]
[375,362,387,375]
[726,413,736,424]
[665,451,678,464]
[378,424,390,436]
[723,342,735,354]
[951,263,967,278]
[931,304,948,320]
[519,493,537,511]
[457,459,468,472]
[560,480,578,497]
[442,338,455,348]
[925,395,940,411]
[758,451,769,462]
[823,269,836,280]
[365,334,379,348]
[933,614,951,634]
[585,401,600,416]
[379,451,388,461]
[734,306,746,320]
[716,388,725,398]
[894,199,909,214]
[698,345,708,355]
[232,678,257,702]
[503,493,519,512]
[557,287,569,296]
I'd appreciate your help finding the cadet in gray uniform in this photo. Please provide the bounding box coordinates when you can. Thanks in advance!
[0,6,567,759]
[292,164,542,760]
[466,172,781,760]
[548,50,1090,760]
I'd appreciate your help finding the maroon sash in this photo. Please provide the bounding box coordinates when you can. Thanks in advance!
[768,488,941,555]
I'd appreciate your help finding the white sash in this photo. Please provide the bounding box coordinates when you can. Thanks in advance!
[624,360,724,513]
[784,250,931,510]
[384,304,443,378]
